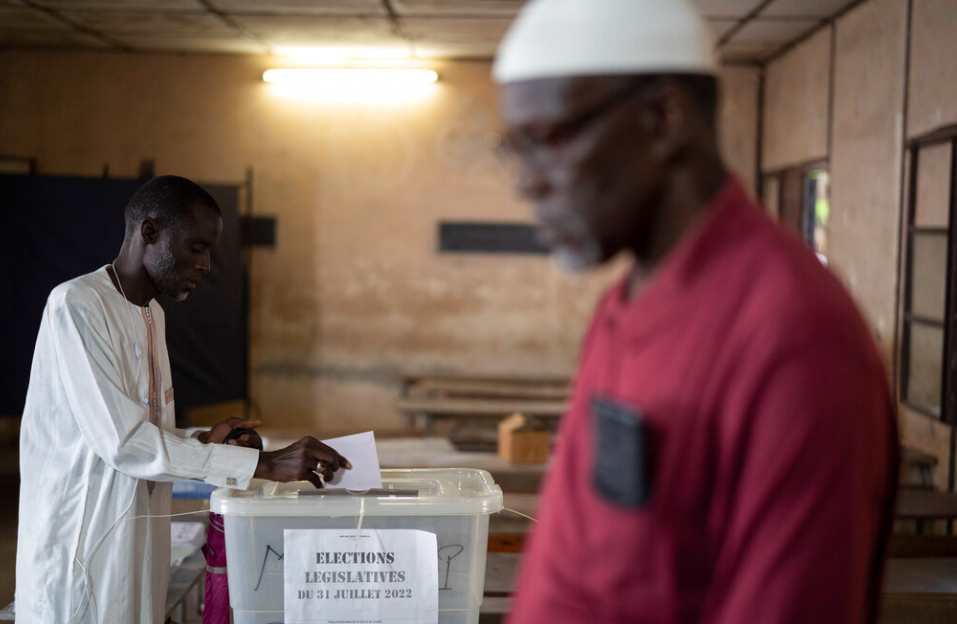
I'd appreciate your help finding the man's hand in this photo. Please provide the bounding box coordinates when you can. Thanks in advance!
[199,417,263,445]
[254,437,352,489]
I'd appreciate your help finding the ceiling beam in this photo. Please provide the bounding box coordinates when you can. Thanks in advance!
[716,0,778,47]
[195,0,272,55]
[381,0,412,41]
[761,0,869,65]
[18,0,131,52]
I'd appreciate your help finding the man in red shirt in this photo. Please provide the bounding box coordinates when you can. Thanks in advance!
[492,1,899,622]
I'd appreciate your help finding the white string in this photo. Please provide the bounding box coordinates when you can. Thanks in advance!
[67,502,212,623]
[501,507,538,523]
[354,497,366,548]
[130,509,211,520]
[67,487,137,624]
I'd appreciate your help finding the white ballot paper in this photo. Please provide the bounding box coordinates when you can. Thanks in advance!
[321,431,383,490]
[323,431,382,491]
[284,528,439,624]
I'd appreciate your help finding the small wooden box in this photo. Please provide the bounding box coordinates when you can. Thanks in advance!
[498,413,551,465]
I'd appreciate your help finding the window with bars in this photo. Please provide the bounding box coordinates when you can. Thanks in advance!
[901,133,957,422]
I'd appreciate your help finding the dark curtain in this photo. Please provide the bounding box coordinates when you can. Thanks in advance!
[0,174,247,416]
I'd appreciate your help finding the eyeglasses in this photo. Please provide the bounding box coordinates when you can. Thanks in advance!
[496,79,656,170]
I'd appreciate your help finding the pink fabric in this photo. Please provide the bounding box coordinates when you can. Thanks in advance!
[506,178,899,624]
[202,512,230,624]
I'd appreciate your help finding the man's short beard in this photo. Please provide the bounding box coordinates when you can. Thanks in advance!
[552,243,603,273]
[146,237,189,302]
[548,211,603,273]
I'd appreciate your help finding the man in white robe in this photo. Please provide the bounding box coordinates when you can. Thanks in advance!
[16,175,349,623]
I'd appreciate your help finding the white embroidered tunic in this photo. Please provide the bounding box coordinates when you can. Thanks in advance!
[16,266,259,623]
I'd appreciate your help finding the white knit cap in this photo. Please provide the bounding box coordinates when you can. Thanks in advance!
[493,0,716,84]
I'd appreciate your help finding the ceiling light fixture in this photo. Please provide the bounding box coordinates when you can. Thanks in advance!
[262,68,439,102]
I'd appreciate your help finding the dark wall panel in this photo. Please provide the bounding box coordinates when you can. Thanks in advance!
[438,222,548,255]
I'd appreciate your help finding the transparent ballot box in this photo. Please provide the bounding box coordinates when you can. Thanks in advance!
[210,468,504,624]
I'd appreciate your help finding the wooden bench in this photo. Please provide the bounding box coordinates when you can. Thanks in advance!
[895,489,957,520]
[396,372,570,437]
[394,397,567,436]
[477,554,957,623]
[411,378,571,401]
[895,489,957,535]
[399,371,570,389]
[889,535,957,558]
[900,447,939,489]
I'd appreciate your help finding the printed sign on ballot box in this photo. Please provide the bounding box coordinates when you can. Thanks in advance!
[284,528,439,624]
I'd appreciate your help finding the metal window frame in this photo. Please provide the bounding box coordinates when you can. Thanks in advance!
[901,131,957,424]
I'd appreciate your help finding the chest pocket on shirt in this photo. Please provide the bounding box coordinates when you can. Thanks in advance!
[591,395,655,508]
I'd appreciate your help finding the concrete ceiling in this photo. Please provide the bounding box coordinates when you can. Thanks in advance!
[0,0,863,63]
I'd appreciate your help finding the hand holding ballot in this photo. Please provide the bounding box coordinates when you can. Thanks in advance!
[254,436,352,489]
[318,431,383,490]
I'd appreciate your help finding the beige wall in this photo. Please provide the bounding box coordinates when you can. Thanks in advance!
[763,0,957,482]
[719,66,760,194]
[0,51,758,435]
[908,0,957,138]
[762,27,832,172]
[900,0,957,477]
[828,0,907,368]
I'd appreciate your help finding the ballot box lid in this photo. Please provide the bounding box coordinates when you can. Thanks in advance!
[210,468,504,517]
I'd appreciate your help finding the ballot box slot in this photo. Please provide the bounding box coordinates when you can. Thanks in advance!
[297,488,419,498]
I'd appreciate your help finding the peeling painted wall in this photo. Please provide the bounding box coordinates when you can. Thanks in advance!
[762,27,832,172]
[0,51,758,434]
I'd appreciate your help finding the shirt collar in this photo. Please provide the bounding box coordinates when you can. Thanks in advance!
[599,176,758,342]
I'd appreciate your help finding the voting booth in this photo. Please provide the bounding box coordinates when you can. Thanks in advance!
[211,468,504,624]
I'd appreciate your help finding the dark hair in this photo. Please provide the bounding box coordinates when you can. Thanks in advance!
[124,175,220,236]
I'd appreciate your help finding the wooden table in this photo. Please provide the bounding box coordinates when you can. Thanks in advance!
[484,552,521,596]
[394,397,567,435]
[883,558,957,624]
[480,553,520,623]
[885,558,957,595]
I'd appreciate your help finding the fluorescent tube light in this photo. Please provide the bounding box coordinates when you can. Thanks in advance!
[263,68,438,87]
[262,68,439,103]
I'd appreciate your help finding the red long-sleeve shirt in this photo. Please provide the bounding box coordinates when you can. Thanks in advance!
[506,178,899,624]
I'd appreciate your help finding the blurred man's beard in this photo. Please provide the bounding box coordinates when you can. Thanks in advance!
[552,243,603,273]
[147,238,190,302]
[549,211,603,273]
